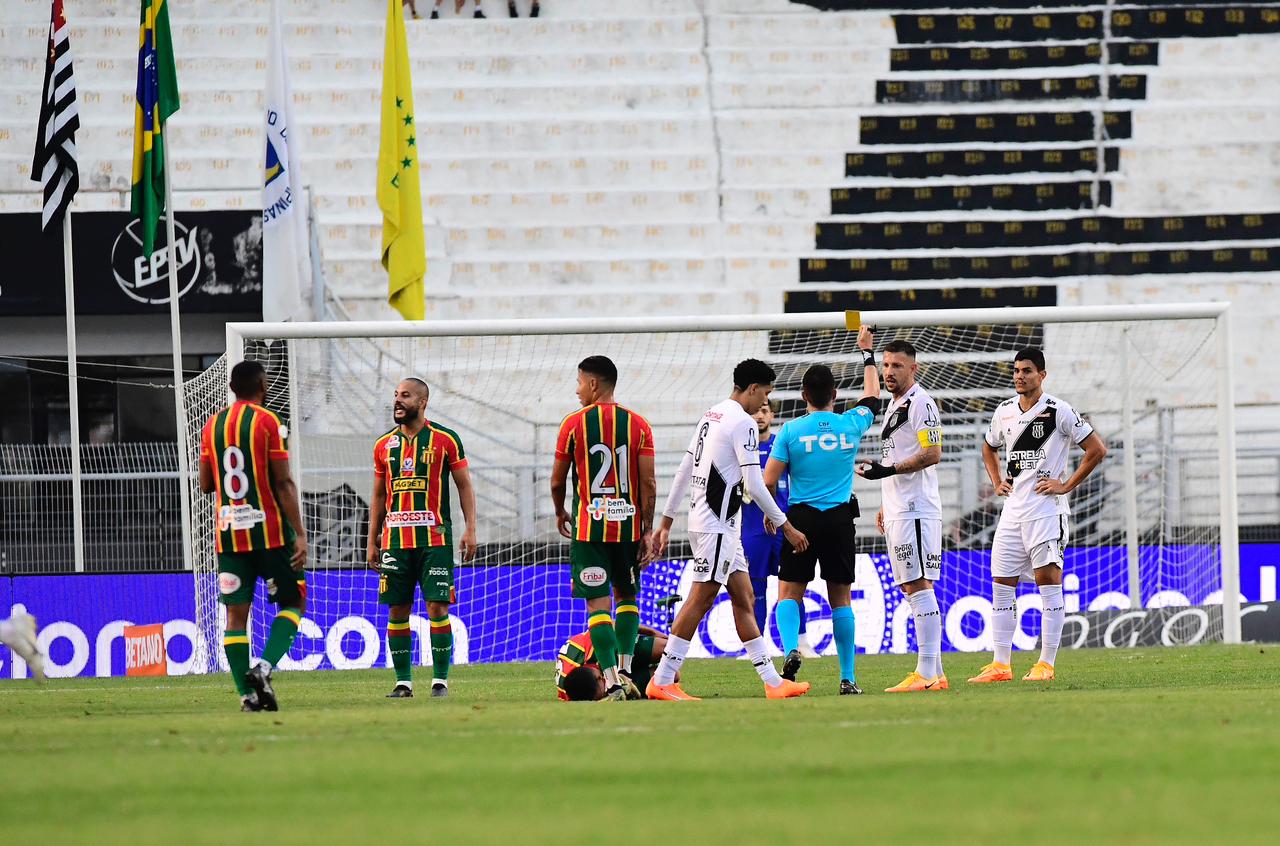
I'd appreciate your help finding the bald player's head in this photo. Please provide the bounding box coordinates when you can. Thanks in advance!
[392,377,429,426]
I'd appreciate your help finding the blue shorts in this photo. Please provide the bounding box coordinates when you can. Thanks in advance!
[742,532,782,580]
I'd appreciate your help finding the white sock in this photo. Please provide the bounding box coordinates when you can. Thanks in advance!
[992,583,1017,666]
[431,677,447,688]
[653,635,691,685]
[399,679,414,690]
[602,666,621,688]
[907,589,943,679]
[620,654,633,674]
[743,636,783,687]
[1038,584,1065,666]
[257,658,274,673]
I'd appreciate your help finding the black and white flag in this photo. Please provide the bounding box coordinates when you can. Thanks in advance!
[31,0,80,231]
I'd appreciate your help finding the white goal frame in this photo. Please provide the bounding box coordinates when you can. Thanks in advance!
[221,301,1241,644]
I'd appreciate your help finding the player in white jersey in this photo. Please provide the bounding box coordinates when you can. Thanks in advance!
[857,339,947,692]
[646,358,812,701]
[0,609,45,681]
[969,348,1108,684]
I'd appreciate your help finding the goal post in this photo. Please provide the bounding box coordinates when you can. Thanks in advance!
[184,302,1241,675]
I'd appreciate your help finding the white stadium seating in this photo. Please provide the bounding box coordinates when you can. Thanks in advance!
[1,0,1277,401]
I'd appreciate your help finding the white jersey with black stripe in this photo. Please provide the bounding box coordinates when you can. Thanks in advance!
[684,399,762,535]
[879,383,943,520]
[985,392,1094,523]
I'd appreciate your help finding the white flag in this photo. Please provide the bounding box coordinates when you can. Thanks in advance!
[262,0,311,322]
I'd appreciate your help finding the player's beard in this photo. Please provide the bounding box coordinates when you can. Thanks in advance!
[394,405,419,425]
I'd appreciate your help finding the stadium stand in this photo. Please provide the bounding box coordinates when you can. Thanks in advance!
[2,1,1277,333]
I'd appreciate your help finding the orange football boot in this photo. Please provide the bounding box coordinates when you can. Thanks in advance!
[765,678,811,699]
[885,671,936,692]
[645,678,701,701]
[1022,661,1055,682]
[967,661,1013,683]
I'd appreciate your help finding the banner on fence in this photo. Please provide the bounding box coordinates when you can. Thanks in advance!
[2,545,1277,678]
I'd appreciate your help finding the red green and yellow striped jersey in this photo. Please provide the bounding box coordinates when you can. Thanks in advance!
[200,401,292,553]
[555,403,654,543]
[373,421,467,549]
[555,631,595,701]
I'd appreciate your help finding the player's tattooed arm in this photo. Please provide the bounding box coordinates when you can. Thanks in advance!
[895,444,942,474]
[1035,431,1108,496]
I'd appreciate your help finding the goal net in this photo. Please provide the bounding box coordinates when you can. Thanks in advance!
[182,305,1239,675]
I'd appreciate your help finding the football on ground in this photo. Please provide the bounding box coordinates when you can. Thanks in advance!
[1,645,1276,845]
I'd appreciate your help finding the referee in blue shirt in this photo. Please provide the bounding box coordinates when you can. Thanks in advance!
[764,325,880,695]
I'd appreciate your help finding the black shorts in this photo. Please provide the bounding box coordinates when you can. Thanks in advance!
[779,502,857,585]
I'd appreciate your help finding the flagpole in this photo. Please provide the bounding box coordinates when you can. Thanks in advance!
[62,210,85,573]
[162,137,193,571]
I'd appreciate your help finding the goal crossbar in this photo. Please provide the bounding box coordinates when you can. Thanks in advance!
[226,302,1232,346]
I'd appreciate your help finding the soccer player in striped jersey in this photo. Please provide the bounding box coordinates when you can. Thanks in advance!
[556,626,668,701]
[858,339,948,692]
[970,349,1107,683]
[368,378,478,699]
[199,361,309,712]
[550,356,657,701]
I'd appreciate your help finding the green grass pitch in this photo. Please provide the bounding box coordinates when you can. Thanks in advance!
[2,645,1277,845]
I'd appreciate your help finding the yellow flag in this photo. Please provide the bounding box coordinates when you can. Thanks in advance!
[378,0,424,320]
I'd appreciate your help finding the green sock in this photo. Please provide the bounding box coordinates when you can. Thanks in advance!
[388,618,412,683]
[587,610,618,672]
[262,608,302,667]
[223,630,250,696]
[614,602,640,672]
[429,616,452,681]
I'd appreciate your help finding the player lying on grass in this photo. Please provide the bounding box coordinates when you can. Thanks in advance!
[970,348,1107,684]
[765,326,879,695]
[646,358,811,701]
[550,356,657,701]
[368,377,478,699]
[556,625,669,701]
[0,610,44,682]
[199,361,309,712]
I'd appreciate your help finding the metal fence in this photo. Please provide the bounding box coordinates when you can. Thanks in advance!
[0,443,185,574]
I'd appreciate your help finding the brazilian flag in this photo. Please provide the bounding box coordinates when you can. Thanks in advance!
[131,0,180,256]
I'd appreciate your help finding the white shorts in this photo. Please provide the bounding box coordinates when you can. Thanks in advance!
[991,514,1069,581]
[689,531,748,585]
[885,518,942,585]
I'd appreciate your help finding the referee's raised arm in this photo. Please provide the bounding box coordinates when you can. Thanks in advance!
[856,324,881,409]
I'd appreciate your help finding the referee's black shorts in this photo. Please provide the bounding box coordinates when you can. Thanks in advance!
[779,502,857,585]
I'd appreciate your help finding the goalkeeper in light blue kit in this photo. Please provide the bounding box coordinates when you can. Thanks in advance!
[764,325,880,695]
